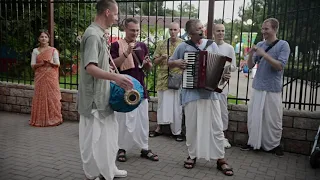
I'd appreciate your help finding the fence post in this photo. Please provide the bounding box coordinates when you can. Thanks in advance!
[48,0,54,46]
[207,0,215,39]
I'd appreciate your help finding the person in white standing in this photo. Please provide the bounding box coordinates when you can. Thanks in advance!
[149,22,184,141]
[240,18,291,157]
[213,24,237,149]
[168,19,234,176]
[77,0,132,179]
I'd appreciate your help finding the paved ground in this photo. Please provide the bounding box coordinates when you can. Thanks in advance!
[0,111,319,180]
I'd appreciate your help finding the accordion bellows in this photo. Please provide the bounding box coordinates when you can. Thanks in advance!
[182,51,232,92]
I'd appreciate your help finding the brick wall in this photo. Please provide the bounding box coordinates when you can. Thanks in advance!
[148,94,320,155]
[0,82,79,121]
[1,82,320,155]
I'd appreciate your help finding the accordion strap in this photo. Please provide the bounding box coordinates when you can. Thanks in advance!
[185,39,214,51]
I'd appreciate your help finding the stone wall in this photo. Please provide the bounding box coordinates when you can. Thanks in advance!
[0,82,78,121]
[1,82,320,155]
[148,95,320,155]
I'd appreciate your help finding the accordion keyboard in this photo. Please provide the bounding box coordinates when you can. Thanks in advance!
[183,52,198,88]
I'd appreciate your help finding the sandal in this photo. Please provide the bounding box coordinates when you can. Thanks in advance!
[149,131,163,137]
[217,160,234,176]
[184,156,196,169]
[174,135,184,142]
[117,149,127,162]
[140,149,159,161]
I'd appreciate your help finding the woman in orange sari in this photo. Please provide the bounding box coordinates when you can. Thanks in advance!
[30,30,63,127]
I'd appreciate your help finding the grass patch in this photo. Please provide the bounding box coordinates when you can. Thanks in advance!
[228,94,245,105]
[0,75,79,90]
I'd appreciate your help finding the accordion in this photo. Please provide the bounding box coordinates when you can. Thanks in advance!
[182,51,232,92]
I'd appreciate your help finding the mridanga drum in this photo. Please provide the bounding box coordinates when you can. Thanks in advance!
[109,75,144,112]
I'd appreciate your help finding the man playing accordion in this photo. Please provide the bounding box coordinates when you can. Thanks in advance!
[168,19,234,176]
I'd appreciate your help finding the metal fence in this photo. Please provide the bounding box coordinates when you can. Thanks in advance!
[1,0,319,111]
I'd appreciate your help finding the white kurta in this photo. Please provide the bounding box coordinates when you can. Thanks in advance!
[79,110,119,180]
[116,99,149,151]
[219,92,229,131]
[217,43,237,132]
[157,89,182,135]
[247,88,283,151]
[184,99,225,160]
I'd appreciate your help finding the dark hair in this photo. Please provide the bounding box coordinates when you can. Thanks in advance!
[124,17,139,28]
[185,19,201,34]
[38,29,50,39]
[96,0,117,15]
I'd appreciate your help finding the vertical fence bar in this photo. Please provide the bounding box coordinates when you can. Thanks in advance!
[0,1,2,82]
[70,2,73,89]
[48,0,54,46]
[207,0,215,40]
[16,1,20,84]
[292,0,302,109]
[76,0,80,90]
[286,0,296,109]
[163,1,166,40]
[283,0,290,109]
[301,0,312,110]
[244,0,256,104]
[235,0,246,104]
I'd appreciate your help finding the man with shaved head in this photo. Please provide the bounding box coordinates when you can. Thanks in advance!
[213,23,237,149]
[149,22,184,141]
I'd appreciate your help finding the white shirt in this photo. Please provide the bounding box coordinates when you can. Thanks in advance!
[217,42,237,72]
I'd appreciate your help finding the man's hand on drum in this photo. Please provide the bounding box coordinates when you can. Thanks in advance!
[114,74,133,90]
[175,59,188,69]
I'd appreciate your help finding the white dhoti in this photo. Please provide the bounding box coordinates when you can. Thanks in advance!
[184,99,225,160]
[116,99,149,151]
[219,92,229,131]
[247,89,283,151]
[157,89,182,135]
[79,110,119,180]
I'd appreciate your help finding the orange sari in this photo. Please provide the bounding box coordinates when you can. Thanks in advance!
[30,47,63,127]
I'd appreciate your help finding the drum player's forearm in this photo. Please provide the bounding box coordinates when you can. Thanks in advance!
[86,64,117,81]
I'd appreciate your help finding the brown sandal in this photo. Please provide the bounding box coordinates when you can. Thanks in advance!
[117,149,127,162]
[184,156,196,169]
[217,160,233,176]
[140,149,159,161]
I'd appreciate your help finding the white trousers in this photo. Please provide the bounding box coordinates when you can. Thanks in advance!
[247,89,283,151]
[157,90,182,135]
[185,99,225,161]
[219,93,229,131]
[116,99,149,151]
[79,110,119,180]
